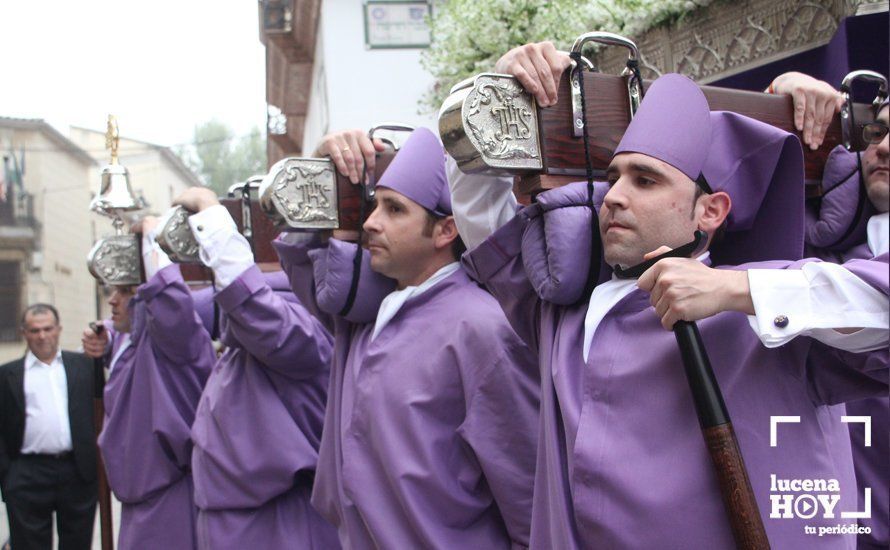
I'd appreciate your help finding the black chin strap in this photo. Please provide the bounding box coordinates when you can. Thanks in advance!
[613,230,707,280]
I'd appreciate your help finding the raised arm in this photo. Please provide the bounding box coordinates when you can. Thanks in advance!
[173,188,333,379]
[134,216,213,365]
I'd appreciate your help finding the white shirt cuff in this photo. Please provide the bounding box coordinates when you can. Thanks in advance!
[188,204,254,288]
[747,262,889,352]
[446,156,517,250]
[141,224,172,281]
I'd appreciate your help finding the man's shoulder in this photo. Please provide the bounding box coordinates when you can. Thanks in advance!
[0,356,24,382]
[60,350,90,365]
[439,275,522,339]
[0,356,24,371]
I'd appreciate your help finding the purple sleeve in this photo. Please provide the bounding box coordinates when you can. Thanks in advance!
[138,264,213,366]
[273,235,334,330]
[215,264,334,380]
[810,253,890,404]
[459,338,539,547]
[462,211,543,355]
[307,239,395,325]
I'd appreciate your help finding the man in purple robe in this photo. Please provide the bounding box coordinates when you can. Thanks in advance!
[81,217,214,549]
[449,43,888,549]
[171,188,339,550]
[770,73,889,549]
[273,127,540,548]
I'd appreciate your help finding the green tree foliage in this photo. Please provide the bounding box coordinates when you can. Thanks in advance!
[420,0,718,112]
[179,120,266,195]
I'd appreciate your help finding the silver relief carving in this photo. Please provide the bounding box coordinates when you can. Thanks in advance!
[594,0,879,84]
[157,207,201,263]
[261,158,339,229]
[439,73,542,175]
[87,235,142,286]
[464,75,541,169]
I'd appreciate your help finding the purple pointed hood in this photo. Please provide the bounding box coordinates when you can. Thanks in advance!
[615,72,805,265]
[614,73,712,181]
[376,127,451,215]
[702,111,805,265]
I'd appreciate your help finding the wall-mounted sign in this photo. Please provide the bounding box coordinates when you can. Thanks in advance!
[364,1,431,49]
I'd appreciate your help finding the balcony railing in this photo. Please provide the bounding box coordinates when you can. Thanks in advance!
[0,189,38,230]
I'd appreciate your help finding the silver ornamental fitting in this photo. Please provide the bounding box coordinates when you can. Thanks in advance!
[87,234,142,286]
[156,207,201,263]
[439,73,542,175]
[259,157,339,230]
[90,164,140,216]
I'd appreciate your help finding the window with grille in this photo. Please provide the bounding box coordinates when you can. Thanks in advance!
[0,261,21,342]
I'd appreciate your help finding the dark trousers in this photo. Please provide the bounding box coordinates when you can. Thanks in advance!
[3,454,97,550]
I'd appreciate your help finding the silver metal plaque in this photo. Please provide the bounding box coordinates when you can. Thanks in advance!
[259,157,339,230]
[156,207,201,264]
[87,235,143,286]
[439,73,542,175]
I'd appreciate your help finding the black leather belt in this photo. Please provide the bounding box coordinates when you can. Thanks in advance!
[20,451,73,460]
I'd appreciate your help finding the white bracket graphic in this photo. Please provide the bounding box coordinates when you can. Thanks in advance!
[770,416,801,447]
[842,415,872,447]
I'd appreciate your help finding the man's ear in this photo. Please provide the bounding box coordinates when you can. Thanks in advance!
[434,216,460,251]
[698,191,731,235]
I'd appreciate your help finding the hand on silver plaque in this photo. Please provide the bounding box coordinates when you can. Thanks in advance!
[768,71,843,150]
[172,187,220,213]
[494,41,572,108]
[313,129,386,185]
[130,215,159,236]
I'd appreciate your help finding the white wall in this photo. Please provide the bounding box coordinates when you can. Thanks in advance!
[302,0,438,152]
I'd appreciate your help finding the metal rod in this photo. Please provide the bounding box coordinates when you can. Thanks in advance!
[89,322,114,550]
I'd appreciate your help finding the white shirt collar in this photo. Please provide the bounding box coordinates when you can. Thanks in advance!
[371,262,461,341]
[24,349,63,370]
[582,252,710,362]
[867,213,889,257]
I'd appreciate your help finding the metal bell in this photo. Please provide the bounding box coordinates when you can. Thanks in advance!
[90,163,140,216]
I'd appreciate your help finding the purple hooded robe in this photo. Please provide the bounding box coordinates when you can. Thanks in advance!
[276,237,540,549]
[459,74,889,549]
[275,128,540,548]
[98,263,213,549]
[805,142,889,549]
[189,266,339,550]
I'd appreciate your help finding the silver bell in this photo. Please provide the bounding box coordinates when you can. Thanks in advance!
[90,163,140,217]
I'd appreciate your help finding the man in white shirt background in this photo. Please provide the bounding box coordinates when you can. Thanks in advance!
[0,304,97,550]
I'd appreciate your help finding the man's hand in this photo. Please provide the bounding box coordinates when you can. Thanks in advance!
[494,41,572,107]
[130,215,159,235]
[313,129,386,185]
[768,71,843,150]
[172,187,220,213]
[637,247,754,330]
[81,325,109,359]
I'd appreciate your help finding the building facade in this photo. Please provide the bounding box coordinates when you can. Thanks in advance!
[0,119,202,363]
[0,118,96,363]
[260,0,437,165]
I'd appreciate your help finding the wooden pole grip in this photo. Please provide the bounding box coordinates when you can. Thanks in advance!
[703,423,770,550]
[91,345,114,550]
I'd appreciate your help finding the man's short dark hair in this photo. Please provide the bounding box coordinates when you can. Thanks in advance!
[422,209,467,261]
[21,303,60,326]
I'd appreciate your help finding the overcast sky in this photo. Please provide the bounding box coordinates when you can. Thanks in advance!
[0,0,266,149]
